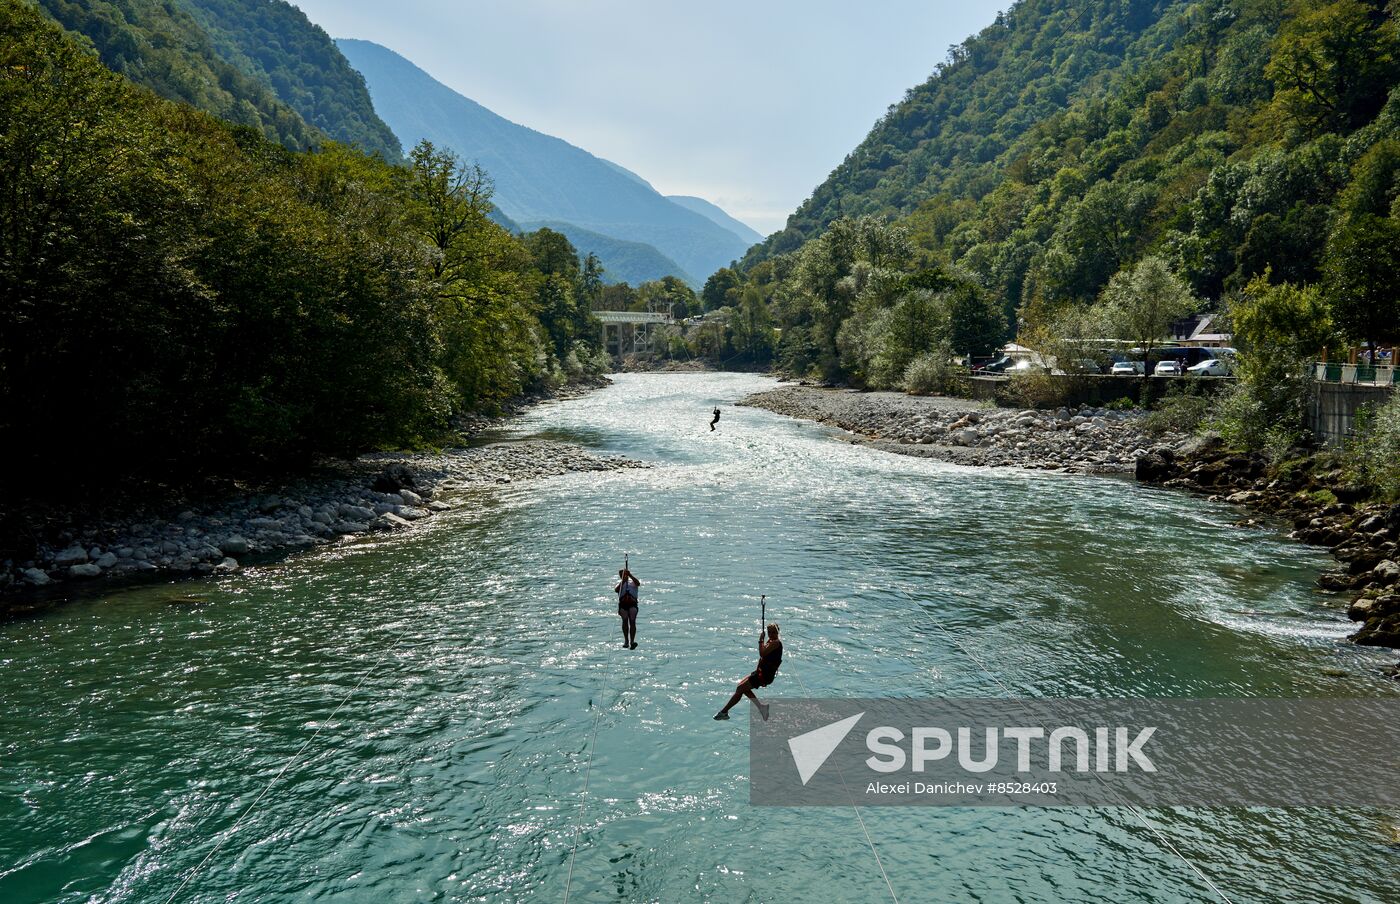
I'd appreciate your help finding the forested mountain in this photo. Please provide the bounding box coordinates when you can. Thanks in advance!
[667,195,764,245]
[1,1,606,501]
[745,0,1186,267]
[177,0,402,159]
[29,0,319,149]
[522,221,696,286]
[729,0,1399,388]
[336,39,752,283]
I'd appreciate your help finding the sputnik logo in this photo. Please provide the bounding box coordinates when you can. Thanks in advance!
[787,712,864,785]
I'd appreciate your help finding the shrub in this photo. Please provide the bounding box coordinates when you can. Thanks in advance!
[1143,391,1212,435]
[1348,394,1400,498]
[901,346,960,395]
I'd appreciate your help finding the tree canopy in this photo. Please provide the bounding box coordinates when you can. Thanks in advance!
[0,2,604,504]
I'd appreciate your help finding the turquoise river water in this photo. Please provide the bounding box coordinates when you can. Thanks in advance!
[2,373,1399,903]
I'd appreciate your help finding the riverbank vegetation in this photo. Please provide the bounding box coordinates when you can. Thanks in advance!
[0,3,607,513]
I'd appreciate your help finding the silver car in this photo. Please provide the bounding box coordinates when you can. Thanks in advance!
[1187,358,1231,376]
[1153,359,1185,376]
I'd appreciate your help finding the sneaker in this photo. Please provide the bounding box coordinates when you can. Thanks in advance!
[630,641,638,650]
[757,702,771,722]
[713,712,730,720]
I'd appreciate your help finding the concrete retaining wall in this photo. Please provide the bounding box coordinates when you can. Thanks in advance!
[961,374,1231,409]
[1309,382,1397,447]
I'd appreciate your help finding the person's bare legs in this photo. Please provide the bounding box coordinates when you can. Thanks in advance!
[716,677,767,719]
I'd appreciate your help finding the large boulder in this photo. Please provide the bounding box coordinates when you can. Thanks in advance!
[371,512,413,531]
[1352,613,1400,648]
[1135,453,1175,482]
[372,464,416,493]
[54,545,88,566]
[68,563,101,578]
[1177,431,1224,458]
[21,567,50,586]
[339,504,377,522]
[219,536,250,556]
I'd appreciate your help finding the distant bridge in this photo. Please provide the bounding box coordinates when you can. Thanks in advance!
[595,310,672,357]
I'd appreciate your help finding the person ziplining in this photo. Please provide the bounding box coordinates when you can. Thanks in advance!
[614,559,640,650]
[709,407,721,431]
[715,621,782,721]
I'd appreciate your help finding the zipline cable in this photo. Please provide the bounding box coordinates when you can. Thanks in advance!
[882,578,1235,904]
[164,622,406,904]
[784,661,901,904]
[561,655,612,904]
[757,592,898,904]
[563,554,629,902]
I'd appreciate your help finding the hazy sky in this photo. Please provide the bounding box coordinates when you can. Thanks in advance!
[292,1,1004,235]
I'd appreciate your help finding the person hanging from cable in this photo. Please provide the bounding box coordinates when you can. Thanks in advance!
[709,407,721,431]
[715,622,781,721]
[614,561,640,650]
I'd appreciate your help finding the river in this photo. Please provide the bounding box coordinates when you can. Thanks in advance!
[2,373,1397,903]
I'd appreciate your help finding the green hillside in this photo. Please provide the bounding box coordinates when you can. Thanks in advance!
[733,0,1400,385]
[177,0,402,159]
[29,0,319,150]
[744,0,1186,267]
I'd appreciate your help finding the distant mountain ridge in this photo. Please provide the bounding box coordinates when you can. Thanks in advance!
[520,221,696,286]
[666,195,764,245]
[336,38,752,283]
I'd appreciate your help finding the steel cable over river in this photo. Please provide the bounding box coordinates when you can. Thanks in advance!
[2,373,1398,903]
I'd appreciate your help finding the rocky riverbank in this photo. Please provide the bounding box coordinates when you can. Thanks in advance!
[2,440,645,609]
[740,386,1186,474]
[746,384,1400,663]
[1135,440,1400,652]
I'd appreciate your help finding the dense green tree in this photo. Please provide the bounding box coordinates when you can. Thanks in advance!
[943,281,1008,357]
[1323,213,1400,350]
[1230,274,1337,358]
[701,267,741,312]
[1265,0,1398,138]
[1096,256,1199,365]
[731,286,775,361]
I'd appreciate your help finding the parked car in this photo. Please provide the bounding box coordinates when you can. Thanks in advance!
[1187,358,1231,377]
[975,355,1014,374]
[1110,360,1145,375]
[1154,359,1185,376]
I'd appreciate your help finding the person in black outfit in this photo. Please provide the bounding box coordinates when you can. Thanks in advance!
[615,566,640,649]
[715,623,782,721]
[710,408,721,431]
